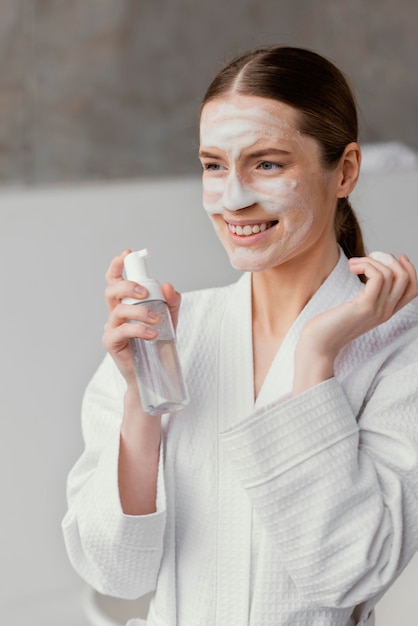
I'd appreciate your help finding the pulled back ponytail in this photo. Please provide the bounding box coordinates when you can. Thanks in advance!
[335,197,367,281]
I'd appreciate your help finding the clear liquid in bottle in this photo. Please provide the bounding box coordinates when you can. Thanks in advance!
[129,301,188,415]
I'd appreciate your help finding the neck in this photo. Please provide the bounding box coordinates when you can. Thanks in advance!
[251,243,340,335]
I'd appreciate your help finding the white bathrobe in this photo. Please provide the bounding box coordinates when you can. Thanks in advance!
[62,252,418,626]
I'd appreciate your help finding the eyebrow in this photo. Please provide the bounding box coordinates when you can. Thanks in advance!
[246,148,292,158]
[198,150,222,159]
[198,148,292,159]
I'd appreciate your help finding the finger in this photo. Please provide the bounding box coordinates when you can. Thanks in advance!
[349,257,394,306]
[350,254,413,319]
[349,257,404,325]
[103,320,158,352]
[372,252,411,303]
[107,302,160,330]
[161,282,182,328]
[399,254,418,289]
[393,254,418,312]
[105,249,132,284]
[105,279,149,312]
[366,252,416,311]
[104,249,147,312]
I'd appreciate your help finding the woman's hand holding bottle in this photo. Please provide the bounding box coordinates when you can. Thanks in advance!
[102,249,181,390]
[102,249,182,515]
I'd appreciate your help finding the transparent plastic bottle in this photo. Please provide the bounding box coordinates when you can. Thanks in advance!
[123,249,188,416]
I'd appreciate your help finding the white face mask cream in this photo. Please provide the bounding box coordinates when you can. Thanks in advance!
[199,95,337,272]
[200,99,303,217]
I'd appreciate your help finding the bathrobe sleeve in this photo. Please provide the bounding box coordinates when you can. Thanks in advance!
[62,354,166,599]
[220,330,418,609]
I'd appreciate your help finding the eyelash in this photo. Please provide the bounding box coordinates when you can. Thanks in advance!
[203,163,224,171]
[203,161,282,171]
[257,161,282,171]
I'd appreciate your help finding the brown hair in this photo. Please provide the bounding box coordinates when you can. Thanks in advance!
[202,46,366,269]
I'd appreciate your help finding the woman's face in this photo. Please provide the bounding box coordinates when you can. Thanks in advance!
[199,94,342,272]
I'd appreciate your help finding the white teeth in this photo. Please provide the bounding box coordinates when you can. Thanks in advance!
[228,222,273,236]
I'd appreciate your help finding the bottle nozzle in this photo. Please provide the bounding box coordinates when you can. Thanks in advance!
[124,248,151,282]
[138,248,151,259]
[123,248,165,302]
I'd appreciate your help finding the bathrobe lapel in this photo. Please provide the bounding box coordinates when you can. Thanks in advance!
[255,250,363,408]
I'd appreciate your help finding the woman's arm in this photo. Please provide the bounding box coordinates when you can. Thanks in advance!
[62,250,181,597]
[62,355,167,598]
[103,250,181,515]
[220,253,418,607]
[118,387,162,515]
[221,347,418,607]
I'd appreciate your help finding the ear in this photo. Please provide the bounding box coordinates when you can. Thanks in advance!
[336,142,361,198]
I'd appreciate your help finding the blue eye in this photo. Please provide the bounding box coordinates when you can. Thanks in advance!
[203,163,224,172]
[259,161,280,171]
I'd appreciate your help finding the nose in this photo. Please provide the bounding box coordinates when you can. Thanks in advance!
[222,172,258,212]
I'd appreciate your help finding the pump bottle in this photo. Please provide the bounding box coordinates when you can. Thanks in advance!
[123,249,188,416]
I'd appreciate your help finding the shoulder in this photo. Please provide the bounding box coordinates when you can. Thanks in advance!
[374,302,418,375]
[371,300,418,360]
[336,301,418,406]
[178,276,244,329]
[345,301,418,368]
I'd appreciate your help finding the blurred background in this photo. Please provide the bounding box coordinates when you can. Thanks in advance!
[1,0,417,186]
[1,1,417,625]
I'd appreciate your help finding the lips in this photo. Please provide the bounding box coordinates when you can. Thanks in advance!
[227,220,278,236]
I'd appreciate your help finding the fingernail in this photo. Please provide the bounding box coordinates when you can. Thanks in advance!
[144,326,157,337]
[134,285,146,296]
[401,254,411,263]
[147,310,159,321]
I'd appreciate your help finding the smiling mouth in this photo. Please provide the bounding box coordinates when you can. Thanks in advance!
[227,221,278,236]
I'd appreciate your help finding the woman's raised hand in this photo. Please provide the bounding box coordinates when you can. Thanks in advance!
[293,253,418,395]
[102,249,182,388]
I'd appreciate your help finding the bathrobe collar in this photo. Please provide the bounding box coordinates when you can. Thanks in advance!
[255,249,364,407]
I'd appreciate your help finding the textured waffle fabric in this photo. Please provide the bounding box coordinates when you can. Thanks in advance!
[63,251,418,626]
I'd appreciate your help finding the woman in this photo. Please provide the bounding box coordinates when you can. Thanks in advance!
[63,47,418,625]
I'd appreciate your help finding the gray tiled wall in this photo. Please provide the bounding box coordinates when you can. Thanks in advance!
[1,0,417,185]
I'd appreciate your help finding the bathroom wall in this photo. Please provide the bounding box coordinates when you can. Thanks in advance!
[1,0,417,185]
[0,178,237,625]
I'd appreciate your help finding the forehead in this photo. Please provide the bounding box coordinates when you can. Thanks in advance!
[200,95,301,144]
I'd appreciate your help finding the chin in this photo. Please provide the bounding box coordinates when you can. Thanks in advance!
[228,248,280,272]
[230,260,266,272]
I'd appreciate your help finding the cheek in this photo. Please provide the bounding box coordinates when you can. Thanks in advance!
[210,214,222,233]
[283,193,315,237]
[202,177,224,215]
[255,179,308,220]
